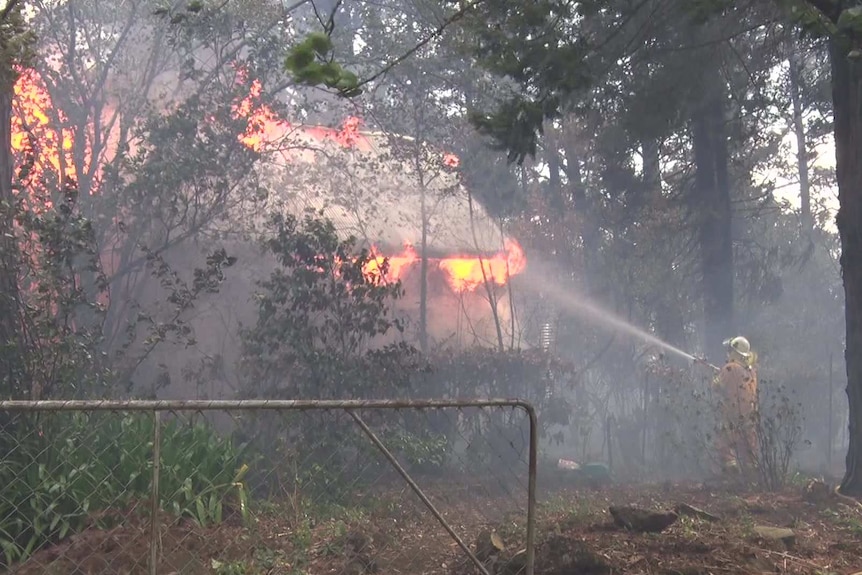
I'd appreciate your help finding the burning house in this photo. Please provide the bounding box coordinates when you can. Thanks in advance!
[10,63,529,397]
[238,111,528,350]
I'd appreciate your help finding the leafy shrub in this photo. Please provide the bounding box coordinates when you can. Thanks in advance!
[751,381,806,491]
[234,211,427,499]
[651,364,806,490]
[0,412,250,566]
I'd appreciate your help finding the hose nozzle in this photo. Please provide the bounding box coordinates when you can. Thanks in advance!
[693,356,720,372]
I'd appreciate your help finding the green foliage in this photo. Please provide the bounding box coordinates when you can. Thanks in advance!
[838,5,862,31]
[235,210,425,501]
[239,209,417,399]
[157,416,251,527]
[463,0,593,163]
[0,180,111,400]
[778,0,839,37]
[469,98,554,165]
[284,32,362,97]
[0,3,36,88]
[379,430,448,470]
[0,413,250,566]
[126,246,237,388]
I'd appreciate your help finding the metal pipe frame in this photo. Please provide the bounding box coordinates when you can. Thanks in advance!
[0,398,538,575]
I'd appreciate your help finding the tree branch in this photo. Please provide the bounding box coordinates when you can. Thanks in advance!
[0,0,21,22]
[354,0,487,91]
[803,0,842,22]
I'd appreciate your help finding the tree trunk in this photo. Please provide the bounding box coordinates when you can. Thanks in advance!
[831,37,862,496]
[789,47,813,235]
[642,138,685,348]
[418,183,429,353]
[691,85,734,360]
[562,132,599,296]
[0,73,23,398]
[546,135,566,215]
[642,139,662,204]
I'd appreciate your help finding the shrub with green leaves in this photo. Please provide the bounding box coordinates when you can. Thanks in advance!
[0,412,250,567]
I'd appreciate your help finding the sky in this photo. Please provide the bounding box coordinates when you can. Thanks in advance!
[765,131,838,232]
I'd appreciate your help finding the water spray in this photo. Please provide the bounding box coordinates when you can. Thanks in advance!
[519,261,721,372]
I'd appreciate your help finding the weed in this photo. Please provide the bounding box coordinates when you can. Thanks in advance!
[821,508,862,536]
[677,516,700,538]
[211,558,251,575]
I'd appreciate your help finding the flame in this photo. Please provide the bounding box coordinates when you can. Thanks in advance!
[8,62,527,325]
[362,239,526,293]
[228,72,528,292]
[230,67,365,153]
[11,67,77,209]
[231,75,292,152]
[364,243,420,280]
[439,238,526,292]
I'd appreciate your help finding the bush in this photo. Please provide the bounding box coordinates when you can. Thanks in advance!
[0,412,250,566]
[752,381,806,491]
[651,366,805,490]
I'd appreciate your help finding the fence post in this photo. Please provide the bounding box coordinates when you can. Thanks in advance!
[828,352,834,470]
[525,403,538,575]
[150,410,161,575]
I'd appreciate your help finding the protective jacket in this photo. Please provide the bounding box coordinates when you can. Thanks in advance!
[713,359,758,471]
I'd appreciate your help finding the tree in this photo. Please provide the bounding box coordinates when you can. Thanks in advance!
[455,0,862,495]
[796,0,862,495]
[15,0,296,393]
[0,0,30,394]
[281,0,844,475]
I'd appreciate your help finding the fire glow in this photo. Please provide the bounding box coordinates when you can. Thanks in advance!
[11,67,79,208]
[363,239,526,293]
[229,73,528,293]
[11,64,527,294]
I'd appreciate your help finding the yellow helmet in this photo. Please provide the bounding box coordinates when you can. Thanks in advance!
[723,336,755,365]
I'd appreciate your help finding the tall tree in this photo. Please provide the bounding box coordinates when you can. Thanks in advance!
[284,0,854,485]
[799,0,862,495]
[0,0,32,397]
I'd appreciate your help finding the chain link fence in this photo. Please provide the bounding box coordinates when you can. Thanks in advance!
[0,399,536,575]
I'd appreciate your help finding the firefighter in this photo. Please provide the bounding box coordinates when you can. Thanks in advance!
[713,336,759,474]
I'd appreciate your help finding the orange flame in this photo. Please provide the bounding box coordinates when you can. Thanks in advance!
[362,239,526,293]
[231,75,291,152]
[227,73,528,292]
[11,67,78,209]
[364,243,420,281]
[439,238,526,292]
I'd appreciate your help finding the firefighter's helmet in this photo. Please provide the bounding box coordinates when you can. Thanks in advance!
[723,336,753,362]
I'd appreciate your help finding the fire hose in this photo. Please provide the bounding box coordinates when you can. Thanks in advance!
[692,356,720,372]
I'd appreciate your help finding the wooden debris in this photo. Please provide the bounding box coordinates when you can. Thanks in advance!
[753,525,796,547]
[475,529,506,562]
[609,506,678,533]
[674,502,721,523]
[802,478,862,510]
[802,479,834,504]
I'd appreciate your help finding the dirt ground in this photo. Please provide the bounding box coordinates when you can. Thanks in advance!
[9,480,862,574]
